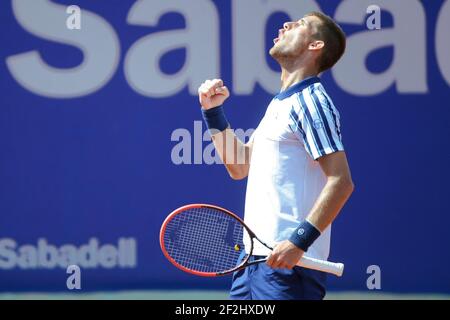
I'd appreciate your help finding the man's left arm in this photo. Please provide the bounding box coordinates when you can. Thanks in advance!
[266,151,354,269]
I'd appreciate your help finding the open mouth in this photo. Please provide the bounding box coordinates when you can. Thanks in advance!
[274,30,284,44]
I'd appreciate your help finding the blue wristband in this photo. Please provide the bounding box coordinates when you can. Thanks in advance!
[288,220,321,252]
[201,106,229,133]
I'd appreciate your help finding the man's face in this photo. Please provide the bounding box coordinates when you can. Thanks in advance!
[269,15,320,60]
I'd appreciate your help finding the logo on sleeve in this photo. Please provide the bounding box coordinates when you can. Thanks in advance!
[313,119,324,130]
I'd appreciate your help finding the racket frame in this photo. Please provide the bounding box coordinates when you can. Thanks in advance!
[159,203,257,277]
[160,203,344,277]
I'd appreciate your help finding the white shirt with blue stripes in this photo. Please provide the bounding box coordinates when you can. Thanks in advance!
[243,76,344,260]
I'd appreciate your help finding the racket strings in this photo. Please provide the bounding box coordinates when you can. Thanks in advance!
[163,207,245,273]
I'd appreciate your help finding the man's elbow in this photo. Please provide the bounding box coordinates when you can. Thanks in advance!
[332,175,354,195]
[229,171,248,180]
[228,166,249,180]
[343,177,355,196]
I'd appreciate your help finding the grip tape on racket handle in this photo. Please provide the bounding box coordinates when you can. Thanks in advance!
[297,256,344,277]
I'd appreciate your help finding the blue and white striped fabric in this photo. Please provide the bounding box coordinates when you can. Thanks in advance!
[289,81,344,160]
[243,76,344,259]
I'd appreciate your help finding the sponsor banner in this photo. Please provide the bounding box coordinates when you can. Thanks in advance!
[0,0,449,292]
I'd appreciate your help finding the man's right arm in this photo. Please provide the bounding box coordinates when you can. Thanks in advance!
[198,79,252,180]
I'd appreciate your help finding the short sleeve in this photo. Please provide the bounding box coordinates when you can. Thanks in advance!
[290,87,344,160]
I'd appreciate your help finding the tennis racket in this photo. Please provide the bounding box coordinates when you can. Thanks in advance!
[160,204,344,277]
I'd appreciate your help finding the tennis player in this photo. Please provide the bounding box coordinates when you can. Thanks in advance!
[198,12,354,300]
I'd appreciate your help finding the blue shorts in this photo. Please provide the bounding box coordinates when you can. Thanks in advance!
[229,252,327,300]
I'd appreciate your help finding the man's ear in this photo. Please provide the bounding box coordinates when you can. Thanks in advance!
[309,40,324,51]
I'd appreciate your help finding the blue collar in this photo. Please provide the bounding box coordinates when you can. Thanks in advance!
[274,76,321,100]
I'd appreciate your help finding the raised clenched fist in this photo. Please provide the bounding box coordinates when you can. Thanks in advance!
[198,79,230,110]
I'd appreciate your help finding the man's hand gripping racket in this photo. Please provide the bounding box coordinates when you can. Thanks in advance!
[159,204,344,277]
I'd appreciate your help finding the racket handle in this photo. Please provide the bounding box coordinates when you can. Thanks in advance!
[297,256,344,277]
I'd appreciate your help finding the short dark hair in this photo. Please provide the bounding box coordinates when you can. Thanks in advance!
[305,12,346,73]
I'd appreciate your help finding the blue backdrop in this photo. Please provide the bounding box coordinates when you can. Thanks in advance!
[1,0,449,293]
